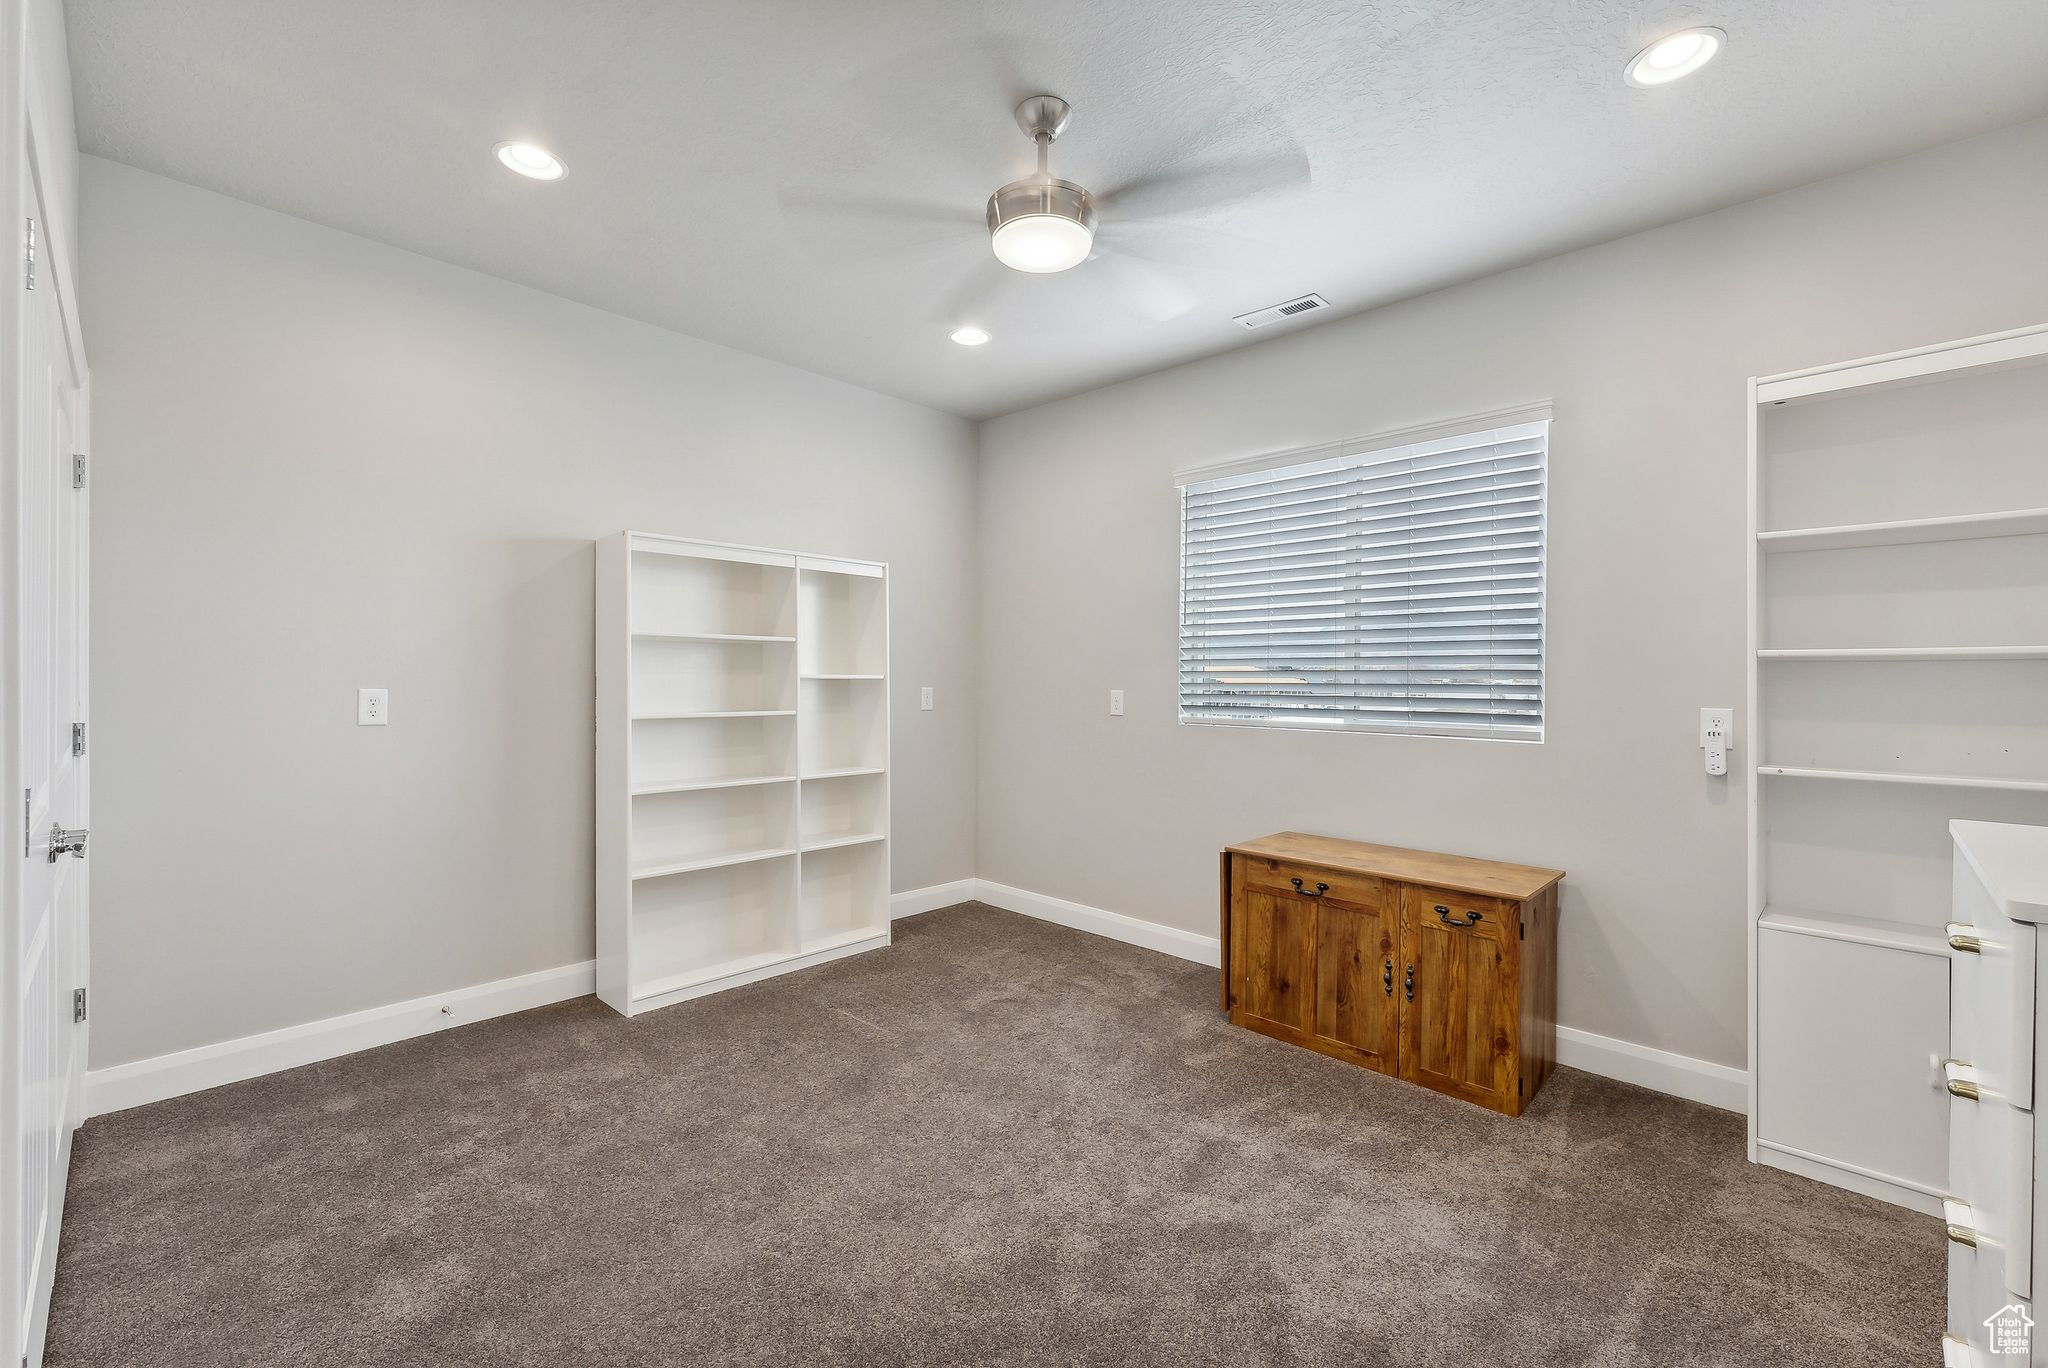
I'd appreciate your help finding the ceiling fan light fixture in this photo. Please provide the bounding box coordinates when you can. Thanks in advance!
[1624,26,1725,86]
[987,178,1097,273]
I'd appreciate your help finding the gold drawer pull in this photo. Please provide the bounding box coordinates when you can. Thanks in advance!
[1943,1059,1981,1101]
[1944,1198,1979,1247]
[1947,922,1982,954]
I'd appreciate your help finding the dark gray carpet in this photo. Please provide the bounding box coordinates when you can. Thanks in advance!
[48,903,1936,1367]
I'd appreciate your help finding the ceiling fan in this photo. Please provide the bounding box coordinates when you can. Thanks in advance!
[985,95,1104,274]
[780,83,1311,328]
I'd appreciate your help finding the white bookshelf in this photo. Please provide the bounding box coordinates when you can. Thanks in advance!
[597,533,890,1016]
[1747,323,2048,1213]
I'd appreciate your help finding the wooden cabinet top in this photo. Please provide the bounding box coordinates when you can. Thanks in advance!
[1225,832,1565,902]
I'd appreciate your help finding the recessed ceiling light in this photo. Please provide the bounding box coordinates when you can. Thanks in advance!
[949,326,992,347]
[494,141,566,180]
[1624,26,1725,87]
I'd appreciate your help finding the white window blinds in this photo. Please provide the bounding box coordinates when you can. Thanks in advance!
[1178,416,1548,741]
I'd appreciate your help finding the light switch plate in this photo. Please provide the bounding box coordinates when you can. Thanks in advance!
[358,688,389,726]
[1109,689,1125,717]
[920,686,934,711]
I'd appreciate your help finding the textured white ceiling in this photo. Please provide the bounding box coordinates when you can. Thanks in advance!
[65,0,2048,418]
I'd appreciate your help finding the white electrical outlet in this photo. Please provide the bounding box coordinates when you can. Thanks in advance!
[358,688,389,726]
[920,686,934,711]
[1699,706,1732,776]
[1109,689,1125,717]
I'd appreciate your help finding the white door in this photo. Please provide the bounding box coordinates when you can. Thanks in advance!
[9,162,88,1368]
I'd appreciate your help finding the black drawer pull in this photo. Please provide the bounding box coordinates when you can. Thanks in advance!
[1383,958,1393,996]
[1290,876,1329,897]
[1404,963,1414,1001]
[1435,904,1483,928]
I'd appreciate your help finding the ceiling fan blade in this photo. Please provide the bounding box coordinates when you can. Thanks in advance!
[776,190,982,266]
[814,34,1039,181]
[1095,218,1262,271]
[1088,251,1203,323]
[937,254,1012,327]
[1097,148,1312,222]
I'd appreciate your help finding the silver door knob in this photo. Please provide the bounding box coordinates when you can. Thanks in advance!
[48,824,87,862]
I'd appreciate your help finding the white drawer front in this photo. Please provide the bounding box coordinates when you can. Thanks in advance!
[1952,1083,2037,1301]
[2009,1103,2034,1300]
[1945,1200,2035,1358]
[1951,859,2036,1113]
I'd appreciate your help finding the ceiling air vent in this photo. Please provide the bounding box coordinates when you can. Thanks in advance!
[1233,294,1330,330]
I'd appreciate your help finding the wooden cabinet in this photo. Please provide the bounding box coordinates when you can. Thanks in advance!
[1221,833,1564,1116]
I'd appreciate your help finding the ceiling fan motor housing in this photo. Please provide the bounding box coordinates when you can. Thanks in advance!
[986,178,1097,272]
[985,177,1097,237]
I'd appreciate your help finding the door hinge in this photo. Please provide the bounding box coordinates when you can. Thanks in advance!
[72,988,86,1024]
[23,216,36,291]
[21,788,29,858]
[72,722,85,757]
[1519,918,1525,940]
[72,453,86,489]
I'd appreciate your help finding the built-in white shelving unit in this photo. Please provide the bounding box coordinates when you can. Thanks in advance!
[597,533,889,1016]
[1747,323,2048,1214]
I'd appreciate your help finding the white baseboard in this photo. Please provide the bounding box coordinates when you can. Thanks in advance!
[972,880,1223,967]
[964,879,1744,1111]
[1555,1024,1746,1113]
[890,879,978,919]
[84,960,595,1118]
[85,878,979,1118]
[1754,1138,1944,1216]
[84,879,1750,1123]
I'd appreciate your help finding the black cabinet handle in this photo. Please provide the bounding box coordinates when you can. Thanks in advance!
[1290,877,1329,897]
[1404,964,1414,1001]
[1435,904,1483,928]
[1383,958,1393,995]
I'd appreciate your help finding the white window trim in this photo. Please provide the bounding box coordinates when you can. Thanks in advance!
[1175,403,1552,744]
[1172,400,1553,487]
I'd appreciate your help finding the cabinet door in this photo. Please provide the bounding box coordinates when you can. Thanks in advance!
[1399,886,1518,1111]
[1231,883,1316,1044]
[1310,888,1399,1073]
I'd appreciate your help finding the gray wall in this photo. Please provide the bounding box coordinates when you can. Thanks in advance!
[81,158,979,1069]
[975,118,2048,1072]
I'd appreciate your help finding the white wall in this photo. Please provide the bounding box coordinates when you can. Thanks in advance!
[975,118,2048,1073]
[79,158,979,1070]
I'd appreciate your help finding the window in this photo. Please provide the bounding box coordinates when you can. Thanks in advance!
[1177,410,1548,741]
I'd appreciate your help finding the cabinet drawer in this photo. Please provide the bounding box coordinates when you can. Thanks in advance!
[1949,1076,2035,1299]
[1949,858,2037,1112]
[1238,856,1386,908]
[1402,885,1508,942]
